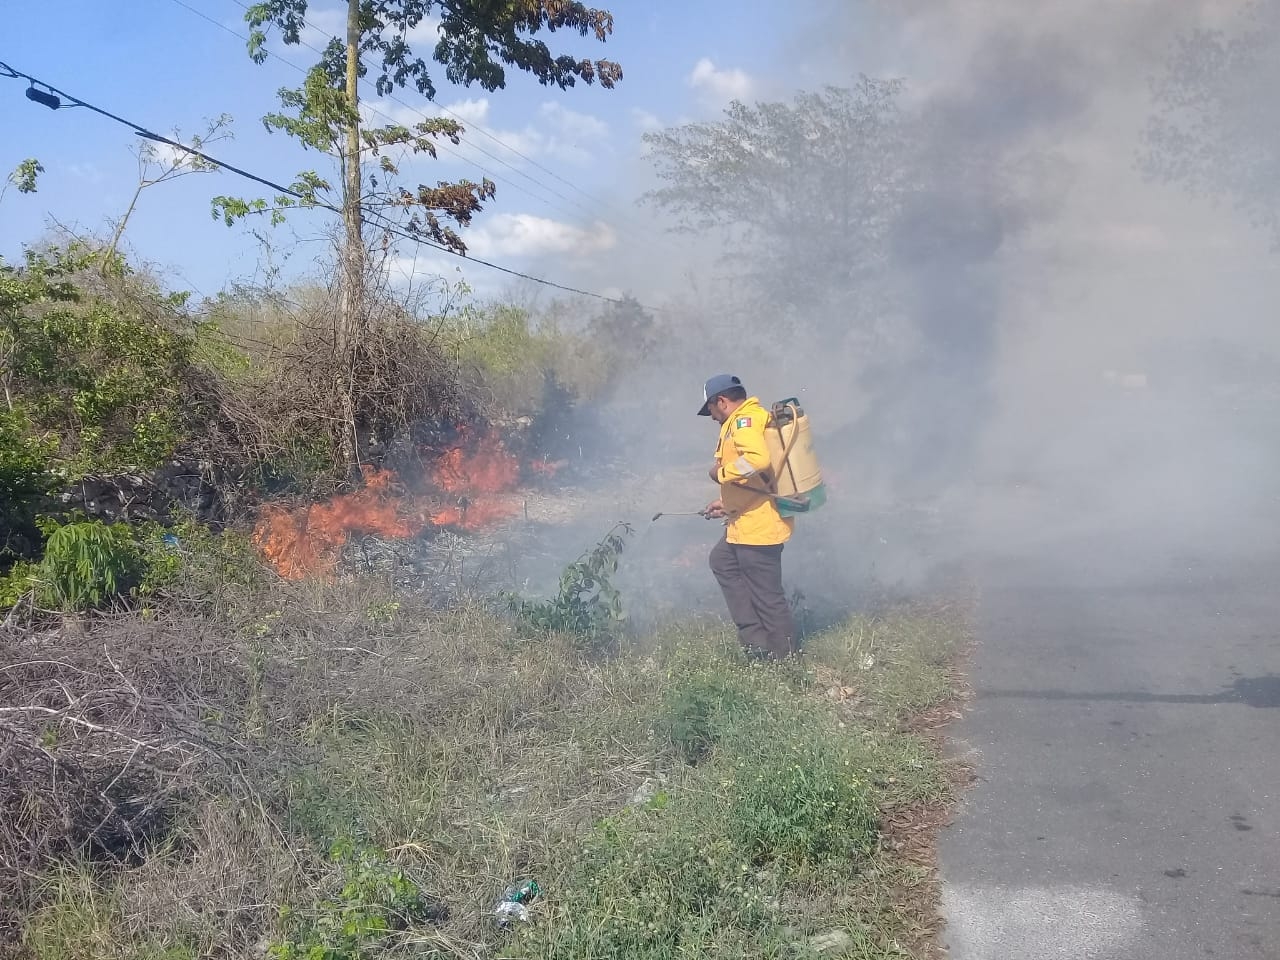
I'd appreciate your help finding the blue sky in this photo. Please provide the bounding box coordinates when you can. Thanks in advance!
[0,0,833,300]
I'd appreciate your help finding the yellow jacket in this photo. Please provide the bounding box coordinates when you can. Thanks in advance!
[714,397,794,546]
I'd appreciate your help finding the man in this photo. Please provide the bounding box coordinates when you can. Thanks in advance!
[698,374,796,659]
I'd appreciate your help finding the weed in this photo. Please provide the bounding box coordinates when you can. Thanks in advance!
[22,865,122,960]
[7,567,966,960]
[0,515,260,613]
[521,803,782,960]
[133,517,261,607]
[269,841,440,960]
[508,523,634,649]
[661,670,760,763]
[727,728,877,865]
[2,246,198,478]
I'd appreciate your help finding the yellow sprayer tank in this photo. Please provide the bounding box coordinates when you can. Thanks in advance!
[765,399,826,516]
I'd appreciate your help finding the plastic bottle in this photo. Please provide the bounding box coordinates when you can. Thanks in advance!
[493,879,539,924]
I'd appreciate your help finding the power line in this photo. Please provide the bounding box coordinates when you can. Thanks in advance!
[171,0,668,289]
[165,0,591,223]
[0,57,649,307]
[221,0,629,220]
[1,59,319,206]
[213,0,611,224]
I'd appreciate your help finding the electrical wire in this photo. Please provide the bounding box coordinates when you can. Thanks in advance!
[165,0,590,222]
[0,57,651,307]
[215,0,643,226]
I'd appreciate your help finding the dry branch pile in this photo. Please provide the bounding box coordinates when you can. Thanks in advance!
[0,614,260,941]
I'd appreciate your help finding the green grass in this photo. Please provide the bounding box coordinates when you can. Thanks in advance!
[15,591,966,960]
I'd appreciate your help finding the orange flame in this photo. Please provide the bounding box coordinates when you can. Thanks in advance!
[253,430,525,580]
[432,427,520,495]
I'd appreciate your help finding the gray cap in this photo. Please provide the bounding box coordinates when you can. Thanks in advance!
[697,374,743,416]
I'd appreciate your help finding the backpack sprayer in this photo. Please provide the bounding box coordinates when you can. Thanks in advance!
[762,397,827,516]
[653,397,826,522]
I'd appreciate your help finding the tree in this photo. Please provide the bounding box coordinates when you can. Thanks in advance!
[103,116,233,275]
[1144,1,1280,244]
[2,158,43,202]
[643,80,1019,498]
[642,79,909,324]
[217,0,622,474]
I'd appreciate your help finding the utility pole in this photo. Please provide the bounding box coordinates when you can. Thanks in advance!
[336,0,364,475]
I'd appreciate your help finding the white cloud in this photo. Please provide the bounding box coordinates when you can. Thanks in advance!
[631,108,664,132]
[367,97,610,171]
[363,101,421,128]
[66,162,105,183]
[146,141,208,171]
[365,97,490,133]
[688,57,753,104]
[522,102,610,165]
[402,14,442,48]
[297,6,343,51]
[437,97,491,128]
[539,102,608,141]
[385,251,464,286]
[466,213,617,259]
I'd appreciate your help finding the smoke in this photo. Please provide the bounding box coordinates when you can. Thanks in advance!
[772,0,1280,566]
[507,0,1280,628]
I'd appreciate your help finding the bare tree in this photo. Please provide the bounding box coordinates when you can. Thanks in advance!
[102,115,234,273]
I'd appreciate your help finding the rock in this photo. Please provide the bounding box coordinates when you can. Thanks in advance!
[807,929,853,956]
[55,459,231,526]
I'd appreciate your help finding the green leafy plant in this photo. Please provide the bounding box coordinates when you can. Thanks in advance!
[1,246,198,478]
[0,559,39,609]
[727,727,877,865]
[508,523,633,647]
[268,840,436,960]
[133,518,260,600]
[33,519,143,611]
[0,407,56,564]
[3,158,43,198]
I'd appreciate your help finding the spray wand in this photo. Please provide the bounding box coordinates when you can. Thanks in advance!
[651,509,712,522]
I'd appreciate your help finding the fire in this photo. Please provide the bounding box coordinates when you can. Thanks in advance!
[432,427,519,495]
[253,429,528,580]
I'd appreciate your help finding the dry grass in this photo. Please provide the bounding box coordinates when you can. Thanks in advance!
[1,562,971,960]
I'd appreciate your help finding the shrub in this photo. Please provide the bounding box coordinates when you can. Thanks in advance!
[0,560,39,611]
[1,247,199,478]
[205,283,464,491]
[440,300,617,419]
[0,408,53,508]
[661,672,760,764]
[133,518,260,605]
[658,661,879,863]
[0,515,258,614]
[34,520,143,611]
[508,523,633,650]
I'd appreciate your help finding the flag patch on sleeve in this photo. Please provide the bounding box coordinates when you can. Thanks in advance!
[735,416,752,428]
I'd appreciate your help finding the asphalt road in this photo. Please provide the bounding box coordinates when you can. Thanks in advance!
[940,531,1280,960]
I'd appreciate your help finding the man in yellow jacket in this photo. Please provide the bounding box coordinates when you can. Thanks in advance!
[698,374,796,659]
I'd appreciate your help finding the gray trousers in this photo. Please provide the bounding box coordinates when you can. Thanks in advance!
[709,537,795,658]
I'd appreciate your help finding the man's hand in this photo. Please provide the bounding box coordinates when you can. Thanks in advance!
[708,464,720,483]
[703,499,726,519]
